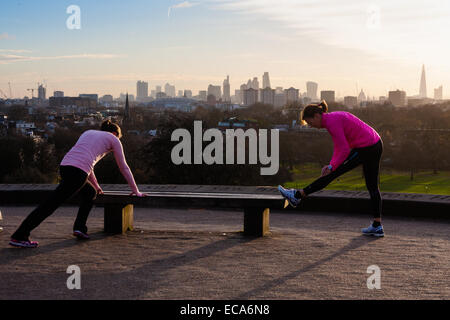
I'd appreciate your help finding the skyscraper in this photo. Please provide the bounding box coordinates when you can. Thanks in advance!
[262,72,271,89]
[306,82,318,101]
[38,84,46,101]
[223,75,231,102]
[136,81,148,100]
[164,83,176,97]
[251,77,259,90]
[419,64,427,98]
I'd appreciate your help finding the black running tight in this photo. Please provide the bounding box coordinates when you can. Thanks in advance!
[302,139,383,219]
[12,165,97,240]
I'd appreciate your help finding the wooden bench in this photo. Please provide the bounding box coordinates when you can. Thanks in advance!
[95,191,284,237]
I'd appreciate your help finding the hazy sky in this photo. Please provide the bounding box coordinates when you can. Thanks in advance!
[1,0,450,99]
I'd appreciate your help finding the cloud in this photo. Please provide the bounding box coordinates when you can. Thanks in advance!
[0,53,124,65]
[168,1,199,18]
[0,32,16,40]
[207,0,450,68]
[0,49,32,53]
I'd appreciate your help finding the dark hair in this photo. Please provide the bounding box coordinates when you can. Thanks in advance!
[301,100,328,122]
[101,120,122,138]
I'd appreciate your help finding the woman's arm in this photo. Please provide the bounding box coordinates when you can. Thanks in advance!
[88,170,103,193]
[327,120,351,170]
[111,138,144,196]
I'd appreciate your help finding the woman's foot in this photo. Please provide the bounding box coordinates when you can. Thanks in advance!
[278,185,301,208]
[362,222,384,237]
[9,238,39,248]
[73,230,90,240]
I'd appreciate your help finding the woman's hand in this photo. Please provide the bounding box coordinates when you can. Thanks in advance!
[96,188,104,195]
[130,191,147,197]
[321,165,332,177]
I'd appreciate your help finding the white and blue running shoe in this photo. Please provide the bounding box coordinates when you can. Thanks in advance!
[278,185,301,208]
[362,224,385,237]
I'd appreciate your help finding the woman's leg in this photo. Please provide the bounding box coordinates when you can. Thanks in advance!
[11,166,87,240]
[362,141,383,222]
[73,181,97,234]
[301,150,363,197]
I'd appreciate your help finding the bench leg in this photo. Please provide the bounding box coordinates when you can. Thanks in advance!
[104,204,134,234]
[243,207,270,237]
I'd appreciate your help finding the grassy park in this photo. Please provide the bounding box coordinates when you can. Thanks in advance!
[284,164,450,196]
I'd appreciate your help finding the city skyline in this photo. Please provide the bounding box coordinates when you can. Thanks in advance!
[1,1,450,98]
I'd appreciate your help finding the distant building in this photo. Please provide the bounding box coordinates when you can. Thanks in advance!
[136,81,148,101]
[123,93,131,122]
[243,88,258,106]
[251,77,259,90]
[198,90,207,101]
[285,87,299,103]
[388,90,407,107]
[358,90,367,103]
[207,94,217,106]
[49,96,97,108]
[262,72,271,90]
[344,96,358,107]
[260,87,275,106]
[79,94,98,103]
[223,75,231,102]
[217,117,258,132]
[164,83,176,97]
[306,82,318,101]
[156,92,167,99]
[274,92,287,107]
[208,85,222,101]
[38,84,46,101]
[321,90,335,103]
[53,91,64,98]
[100,95,113,103]
[434,85,443,100]
[184,90,192,99]
[419,64,427,98]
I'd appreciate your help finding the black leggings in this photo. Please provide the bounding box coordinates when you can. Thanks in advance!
[302,139,383,219]
[12,165,97,240]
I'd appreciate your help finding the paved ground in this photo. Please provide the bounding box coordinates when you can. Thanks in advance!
[0,205,448,300]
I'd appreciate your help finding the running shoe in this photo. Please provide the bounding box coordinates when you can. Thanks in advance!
[9,238,39,248]
[278,185,301,208]
[362,224,385,237]
[73,230,90,240]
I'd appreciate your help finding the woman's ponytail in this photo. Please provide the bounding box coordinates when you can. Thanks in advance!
[318,100,328,113]
[301,100,329,122]
[101,120,122,138]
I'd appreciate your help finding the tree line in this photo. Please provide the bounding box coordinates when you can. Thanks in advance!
[1,102,449,185]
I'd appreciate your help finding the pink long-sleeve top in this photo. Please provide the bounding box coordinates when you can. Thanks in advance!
[322,112,381,170]
[60,130,139,193]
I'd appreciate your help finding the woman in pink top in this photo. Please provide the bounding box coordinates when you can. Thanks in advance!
[10,120,146,248]
[279,101,385,237]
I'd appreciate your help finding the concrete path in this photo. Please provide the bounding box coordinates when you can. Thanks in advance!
[0,205,448,299]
